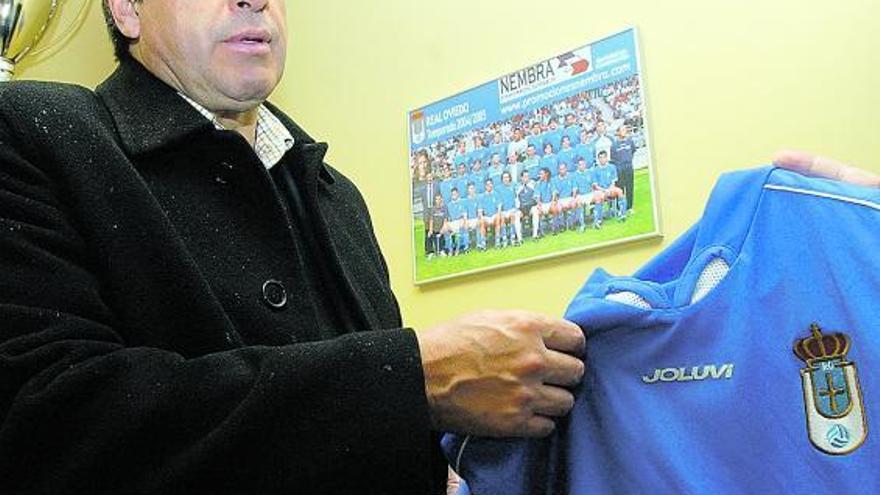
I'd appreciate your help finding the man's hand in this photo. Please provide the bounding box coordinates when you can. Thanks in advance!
[416,310,585,438]
[773,150,880,188]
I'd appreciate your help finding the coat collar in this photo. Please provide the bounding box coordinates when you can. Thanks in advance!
[95,59,331,183]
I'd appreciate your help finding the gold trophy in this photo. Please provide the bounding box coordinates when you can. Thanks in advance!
[0,0,61,81]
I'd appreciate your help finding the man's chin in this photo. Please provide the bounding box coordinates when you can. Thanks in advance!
[215,80,278,111]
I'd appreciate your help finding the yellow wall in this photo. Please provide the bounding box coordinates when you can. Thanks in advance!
[20,0,880,331]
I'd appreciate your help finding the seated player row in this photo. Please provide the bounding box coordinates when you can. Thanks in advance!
[426,151,627,257]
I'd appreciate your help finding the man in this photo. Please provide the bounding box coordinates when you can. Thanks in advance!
[557,135,576,173]
[420,171,439,257]
[427,192,448,258]
[470,134,490,167]
[553,163,577,230]
[562,113,582,147]
[488,130,507,164]
[469,158,487,194]
[593,150,626,225]
[497,172,520,246]
[486,153,506,188]
[541,142,559,179]
[463,182,483,250]
[445,187,468,255]
[574,158,604,231]
[574,128,595,168]
[522,144,541,181]
[506,127,528,162]
[611,124,636,214]
[0,2,874,495]
[516,170,537,240]
[439,164,457,205]
[0,1,586,494]
[531,167,557,238]
[454,161,470,196]
[478,179,502,249]
[542,117,563,152]
[528,122,545,157]
[592,120,613,159]
[452,138,470,167]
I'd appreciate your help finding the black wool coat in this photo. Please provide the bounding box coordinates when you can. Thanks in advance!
[0,59,445,494]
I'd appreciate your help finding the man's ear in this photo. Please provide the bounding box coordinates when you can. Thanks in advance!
[106,0,141,40]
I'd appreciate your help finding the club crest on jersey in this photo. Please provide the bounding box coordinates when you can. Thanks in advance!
[794,323,867,455]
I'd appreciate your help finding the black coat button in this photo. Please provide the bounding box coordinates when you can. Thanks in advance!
[262,279,288,309]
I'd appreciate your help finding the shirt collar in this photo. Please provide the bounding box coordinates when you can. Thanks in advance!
[178,92,295,170]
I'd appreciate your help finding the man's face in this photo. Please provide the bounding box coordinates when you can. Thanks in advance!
[527,146,536,157]
[122,0,288,113]
[558,164,567,177]
[457,164,467,176]
[467,184,476,198]
[597,122,607,135]
[617,125,628,138]
[598,154,608,165]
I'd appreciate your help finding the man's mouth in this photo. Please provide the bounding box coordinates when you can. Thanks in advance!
[224,29,273,52]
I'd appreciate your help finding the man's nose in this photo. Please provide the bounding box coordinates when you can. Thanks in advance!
[232,0,268,12]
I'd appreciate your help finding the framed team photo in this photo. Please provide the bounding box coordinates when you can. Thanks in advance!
[408,27,661,284]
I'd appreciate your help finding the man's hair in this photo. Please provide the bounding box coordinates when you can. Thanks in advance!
[102,0,140,60]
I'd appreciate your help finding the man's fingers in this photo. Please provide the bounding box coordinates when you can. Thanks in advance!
[533,315,585,355]
[773,150,880,188]
[521,416,556,438]
[542,349,586,387]
[532,385,576,418]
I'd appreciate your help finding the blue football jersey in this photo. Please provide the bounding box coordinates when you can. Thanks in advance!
[464,196,479,219]
[445,167,880,494]
[552,174,575,198]
[574,142,595,167]
[543,129,564,152]
[563,125,583,146]
[528,135,546,157]
[541,155,559,178]
[594,163,618,188]
[478,191,500,215]
[535,180,554,203]
[557,148,576,170]
[573,169,593,195]
[446,198,466,220]
[497,184,517,211]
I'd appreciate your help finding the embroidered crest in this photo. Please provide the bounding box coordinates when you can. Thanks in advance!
[794,323,867,455]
